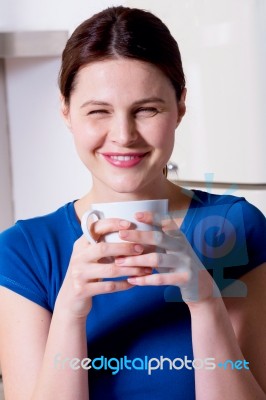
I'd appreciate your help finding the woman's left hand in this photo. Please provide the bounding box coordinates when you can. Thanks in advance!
[115,211,221,304]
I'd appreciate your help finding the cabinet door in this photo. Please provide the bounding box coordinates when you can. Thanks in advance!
[125,0,266,184]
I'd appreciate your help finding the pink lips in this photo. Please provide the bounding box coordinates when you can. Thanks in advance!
[101,152,148,168]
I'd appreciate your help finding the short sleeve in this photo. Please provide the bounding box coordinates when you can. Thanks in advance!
[0,223,51,311]
[217,199,266,292]
[238,200,266,269]
[187,192,266,293]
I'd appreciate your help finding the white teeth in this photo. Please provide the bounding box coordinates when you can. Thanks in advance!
[110,155,138,161]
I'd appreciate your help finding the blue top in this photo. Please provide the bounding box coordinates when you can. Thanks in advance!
[0,190,265,399]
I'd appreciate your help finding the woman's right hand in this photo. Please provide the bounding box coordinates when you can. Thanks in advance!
[55,218,151,319]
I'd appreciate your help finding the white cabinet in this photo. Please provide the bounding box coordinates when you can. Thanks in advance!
[126,0,266,185]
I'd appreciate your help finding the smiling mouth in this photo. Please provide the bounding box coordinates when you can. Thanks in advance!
[110,154,144,161]
[100,152,149,168]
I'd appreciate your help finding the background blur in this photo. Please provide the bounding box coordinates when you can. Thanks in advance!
[0,0,266,233]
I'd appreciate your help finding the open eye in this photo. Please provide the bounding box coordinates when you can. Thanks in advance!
[135,107,159,117]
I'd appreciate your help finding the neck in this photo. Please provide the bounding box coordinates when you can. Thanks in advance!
[75,177,193,221]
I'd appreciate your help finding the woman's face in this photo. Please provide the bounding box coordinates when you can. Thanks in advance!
[62,58,186,198]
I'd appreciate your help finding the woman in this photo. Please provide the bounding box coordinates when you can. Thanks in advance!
[0,6,265,400]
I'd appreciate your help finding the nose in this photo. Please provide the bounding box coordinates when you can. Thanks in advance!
[109,113,139,146]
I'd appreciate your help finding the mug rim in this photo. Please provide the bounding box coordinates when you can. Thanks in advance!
[90,199,168,207]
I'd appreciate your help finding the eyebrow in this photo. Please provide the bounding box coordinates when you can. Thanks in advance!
[80,97,166,109]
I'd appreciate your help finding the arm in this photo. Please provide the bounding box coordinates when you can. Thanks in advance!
[118,212,266,399]
[0,284,90,400]
[32,297,89,400]
[0,287,89,400]
[188,262,266,400]
[0,288,52,400]
[0,220,150,400]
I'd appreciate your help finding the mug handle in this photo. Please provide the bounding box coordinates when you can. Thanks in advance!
[81,210,103,242]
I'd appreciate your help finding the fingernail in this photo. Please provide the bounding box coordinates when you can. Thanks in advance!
[119,220,130,228]
[135,212,144,220]
[134,244,143,253]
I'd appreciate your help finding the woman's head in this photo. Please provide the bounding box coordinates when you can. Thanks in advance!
[59,6,186,105]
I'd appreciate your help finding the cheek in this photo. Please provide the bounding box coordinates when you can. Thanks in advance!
[71,119,103,150]
[143,118,176,148]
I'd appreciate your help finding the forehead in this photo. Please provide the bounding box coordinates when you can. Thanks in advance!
[72,58,176,101]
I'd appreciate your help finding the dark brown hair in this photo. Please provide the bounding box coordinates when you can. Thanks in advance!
[59,6,186,105]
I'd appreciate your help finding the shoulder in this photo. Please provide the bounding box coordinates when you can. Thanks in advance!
[191,188,256,208]
[190,189,265,231]
[0,200,80,280]
[0,201,80,246]
[16,201,78,235]
[0,201,80,311]
[187,190,266,288]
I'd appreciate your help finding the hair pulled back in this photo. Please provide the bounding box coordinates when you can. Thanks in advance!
[59,6,185,105]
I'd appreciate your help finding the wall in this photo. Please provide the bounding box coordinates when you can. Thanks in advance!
[0,0,126,225]
[0,0,124,32]
[0,61,13,230]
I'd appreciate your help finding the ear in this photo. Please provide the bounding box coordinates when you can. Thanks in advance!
[176,88,187,126]
[60,94,72,131]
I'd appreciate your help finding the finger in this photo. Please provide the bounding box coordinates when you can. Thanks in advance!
[82,216,133,242]
[134,211,163,227]
[115,252,160,267]
[88,218,133,242]
[119,229,184,252]
[162,217,180,233]
[86,241,144,262]
[75,279,135,298]
[127,271,190,286]
[115,252,191,275]
[73,234,94,250]
[73,262,153,280]
[134,211,178,231]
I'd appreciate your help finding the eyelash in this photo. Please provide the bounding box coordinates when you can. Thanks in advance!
[135,107,159,116]
[86,107,159,116]
[87,109,108,115]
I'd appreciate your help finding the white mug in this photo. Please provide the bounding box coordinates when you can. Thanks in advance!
[81,199,168,243]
